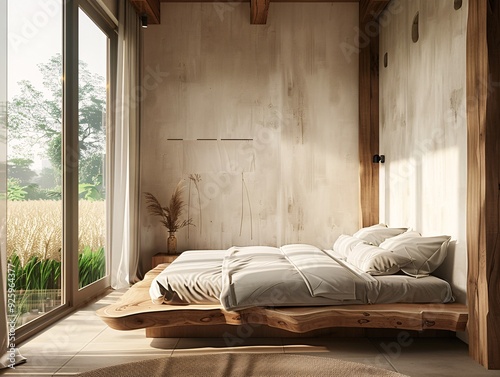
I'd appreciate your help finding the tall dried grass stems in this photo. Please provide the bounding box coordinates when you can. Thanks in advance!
[7,200,105,266]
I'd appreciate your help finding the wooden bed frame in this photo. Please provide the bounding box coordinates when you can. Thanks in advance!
[97,263,468,338]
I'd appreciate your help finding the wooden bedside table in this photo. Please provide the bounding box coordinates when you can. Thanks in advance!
[151,253,179,269]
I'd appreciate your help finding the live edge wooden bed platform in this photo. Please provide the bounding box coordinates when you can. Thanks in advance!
[97,263,468,338]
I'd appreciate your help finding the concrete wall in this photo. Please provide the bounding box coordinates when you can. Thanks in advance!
[379,0,468,302]
[140,3,360,265]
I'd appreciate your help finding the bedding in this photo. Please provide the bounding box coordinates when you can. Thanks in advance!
[150,244,454,311]
[346,243,412,275]
[379,232,451,278]
[331,234,367,258]
[353,224,408,246]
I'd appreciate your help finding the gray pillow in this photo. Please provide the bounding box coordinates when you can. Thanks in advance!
[333,234,367,259]
[353,224,407,246]
[379,232,451,278]
[347,243,412,276]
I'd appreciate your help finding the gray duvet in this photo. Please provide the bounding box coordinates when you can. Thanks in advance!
[149,244,453,311]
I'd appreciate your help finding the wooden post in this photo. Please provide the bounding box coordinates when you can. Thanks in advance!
[466,0,500,369]
[358,11,380,228]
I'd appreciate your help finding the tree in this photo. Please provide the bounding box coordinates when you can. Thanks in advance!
[7,158,37,185]
[8,53,106,186]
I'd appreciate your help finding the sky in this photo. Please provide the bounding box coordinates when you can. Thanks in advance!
[7,0,107,170]
[8,1,107,97]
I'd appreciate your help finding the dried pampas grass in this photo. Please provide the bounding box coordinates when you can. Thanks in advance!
[144,181,193,233]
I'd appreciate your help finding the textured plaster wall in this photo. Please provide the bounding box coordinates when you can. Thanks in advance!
[140,3,360,264]
[379,0,468,302]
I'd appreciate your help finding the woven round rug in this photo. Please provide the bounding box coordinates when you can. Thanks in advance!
[78,353,410,377]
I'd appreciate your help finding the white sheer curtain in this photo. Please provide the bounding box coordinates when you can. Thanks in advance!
[110,0,141,289]
[0,0,25,368]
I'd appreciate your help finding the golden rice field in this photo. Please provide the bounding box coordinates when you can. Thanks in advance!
[7,200,105,265]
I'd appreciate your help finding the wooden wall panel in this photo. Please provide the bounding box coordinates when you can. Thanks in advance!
[466,0,500,369]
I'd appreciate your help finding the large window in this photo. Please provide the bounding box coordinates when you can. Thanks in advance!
[4,0,115,338]
[7,0,64,327]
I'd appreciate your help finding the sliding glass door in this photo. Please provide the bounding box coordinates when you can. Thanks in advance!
[6,0,64,327]
[4,0,115,339]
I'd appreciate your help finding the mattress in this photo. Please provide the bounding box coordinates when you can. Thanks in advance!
[149,245,454,311]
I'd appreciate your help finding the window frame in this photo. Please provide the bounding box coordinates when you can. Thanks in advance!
[12,0,117,343]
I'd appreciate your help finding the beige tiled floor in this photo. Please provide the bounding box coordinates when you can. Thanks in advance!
[4,291,500,377]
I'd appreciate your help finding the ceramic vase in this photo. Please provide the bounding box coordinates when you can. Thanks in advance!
[167,232,177,254]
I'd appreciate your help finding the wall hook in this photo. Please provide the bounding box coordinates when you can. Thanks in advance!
[372,154,385,163]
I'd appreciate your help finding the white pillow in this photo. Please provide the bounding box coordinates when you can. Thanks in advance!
[347,243,412,276]
[353,224,408,246]
[333,234,367,259]
[379,233,451,278]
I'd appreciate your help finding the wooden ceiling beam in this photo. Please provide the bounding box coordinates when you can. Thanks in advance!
[156,0,358,25]
[251,0,270,24]
[360,0,390,23]
[160,0,356,2]
[130,0,161,25]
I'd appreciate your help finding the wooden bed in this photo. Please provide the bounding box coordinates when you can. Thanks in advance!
[97,263,468,338]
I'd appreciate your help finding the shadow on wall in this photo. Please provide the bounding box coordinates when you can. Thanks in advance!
[434,240,466,304]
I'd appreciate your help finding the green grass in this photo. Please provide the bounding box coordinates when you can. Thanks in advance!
[8,247,105,291]
[78,247,106,288]
[8,247,106,325]
[9,252,61,291]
